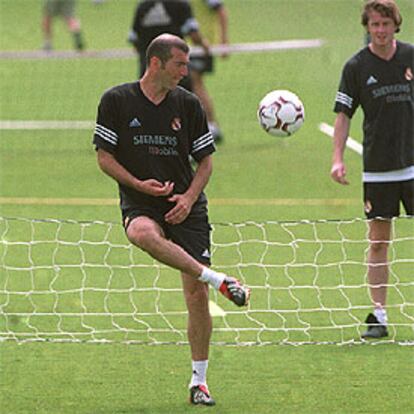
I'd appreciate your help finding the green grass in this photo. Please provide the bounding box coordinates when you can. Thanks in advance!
[1,0,414,412]
[1,343,414,414]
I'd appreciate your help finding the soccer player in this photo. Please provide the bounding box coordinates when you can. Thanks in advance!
[331,0,413,339]
[42,0,85,51]
[128,0,209,90]
[93,34,250,406]
[190,0,229,142]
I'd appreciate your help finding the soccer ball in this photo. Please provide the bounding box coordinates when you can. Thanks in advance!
[257,90,305,137]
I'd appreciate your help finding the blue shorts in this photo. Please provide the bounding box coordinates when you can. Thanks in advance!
[122,206,212,265]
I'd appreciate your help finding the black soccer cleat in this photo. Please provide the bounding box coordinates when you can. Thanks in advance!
[189,385,216,406]
[219,276,250,307]
[361,313,389,339]
[74,32,85,51]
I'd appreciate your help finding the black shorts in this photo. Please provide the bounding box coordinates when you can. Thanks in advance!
[189,54,214,74]
[363,179,414,219]
[122,206,212,265]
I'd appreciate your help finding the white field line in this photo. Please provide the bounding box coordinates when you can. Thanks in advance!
[0,120,94,130]
[0,197,359,206]
[1,39,324,130]
[192,39,324,56]
[0,39,324,60]
[319,122,363,156]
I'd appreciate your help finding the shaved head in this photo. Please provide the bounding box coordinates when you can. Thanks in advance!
[146,33,190,66]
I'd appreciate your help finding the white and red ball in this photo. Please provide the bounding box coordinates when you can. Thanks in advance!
[257,90,305,137]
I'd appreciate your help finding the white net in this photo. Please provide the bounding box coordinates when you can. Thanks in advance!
[1,216,413,345]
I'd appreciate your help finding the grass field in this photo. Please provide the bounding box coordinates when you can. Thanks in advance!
[1,0,414,413]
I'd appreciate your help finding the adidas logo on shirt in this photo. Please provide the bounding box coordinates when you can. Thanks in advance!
[366,75,378,86]
[142,2,171,26]
[201,249,211,259]
[129,118,141,127]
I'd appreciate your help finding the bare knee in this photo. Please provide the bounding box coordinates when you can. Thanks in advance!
[184,283,210,313]
[369,240,389,255]
[66,17,81,32]
[126,218,163,251]
[368,220,391,256]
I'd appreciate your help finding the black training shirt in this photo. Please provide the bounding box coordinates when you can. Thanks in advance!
[130,0,198,53]
[334,41,414,172]
[93,82,215,212]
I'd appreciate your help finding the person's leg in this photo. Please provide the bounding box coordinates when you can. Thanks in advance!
[361,181,401,339]
[126,216,204,278]
[42,0,55,49]
[182,273,212,362]
[181,273,216,406]
[362,219,391,338]
[367,219,391,309]
[189,55,222,141]
[62,1,84,50]
[182,273,211,372]
[66,16,81,33]
[63,17,84,50]
[126,215,249,306]
[191,70,214,124]
[42,17,53,49]
[42,7,53,51]
[190,69,222,142]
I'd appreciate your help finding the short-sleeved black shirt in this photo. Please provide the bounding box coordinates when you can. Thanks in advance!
[130,0,198,53]
[334,41,414,173]
[93,82,215,214]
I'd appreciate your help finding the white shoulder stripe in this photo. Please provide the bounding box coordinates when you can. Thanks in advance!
[336,92,353,101]
[95,130,117,145]
[335,91,353,108]
[335,98,353,109]
[95,124,118,145]
[95,124,118,140]
[336,92,353,102]
[95,128,117,143]
[192,132,214,153]
[193,131,212,146]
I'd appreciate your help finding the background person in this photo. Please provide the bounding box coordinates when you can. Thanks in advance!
[42,0,85,51]
[93,34,250,406]
[128,0,209,91]
[331,0,413,339]
[190,0,229,142]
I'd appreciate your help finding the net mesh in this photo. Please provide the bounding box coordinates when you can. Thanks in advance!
[1,216,413,345]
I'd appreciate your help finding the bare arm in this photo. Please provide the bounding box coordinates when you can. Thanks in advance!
[330,112,351,185]
[189,30,210,55]
[165,155,213,224]
[97,148,174,196]
[216,5,229,47]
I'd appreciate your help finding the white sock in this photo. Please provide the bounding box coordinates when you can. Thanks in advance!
[374,307,388,326]
[190,360,208,388]
[198,267,225,290]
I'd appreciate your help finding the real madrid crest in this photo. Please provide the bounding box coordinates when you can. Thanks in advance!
[171,117,182,131]
[364,200,373,214]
